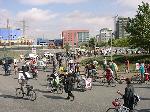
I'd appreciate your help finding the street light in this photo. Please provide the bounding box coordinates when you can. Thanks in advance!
[109,15,118,61]
[3,42,6,58]
[108,28,113,61]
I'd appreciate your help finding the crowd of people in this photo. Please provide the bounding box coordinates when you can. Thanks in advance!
[1,50,148,111]
[77,47,147,57]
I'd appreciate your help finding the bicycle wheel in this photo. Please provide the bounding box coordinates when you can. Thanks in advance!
[99,78,106,86]
[57,85,63,94]
[110,79,116,87]
[80,85,86,92]
[16,88,24,98]
[46,82,53,92]
[28,90,36,101]
[106,108,117,112]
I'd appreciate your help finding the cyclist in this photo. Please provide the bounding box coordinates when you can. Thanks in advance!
[18,68,27,86]
[48,72,60,91]
[18,67,29,95]
[22,65,31,80]
[3,60,10,75]
[117,78,135,112]
[18,67,32,96]
[31,65,38,79]
[75,62,80,78]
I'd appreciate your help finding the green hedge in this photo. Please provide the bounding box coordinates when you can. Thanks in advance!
[80,56,104,66]
[80,54,150,66]
[113,54,150,64]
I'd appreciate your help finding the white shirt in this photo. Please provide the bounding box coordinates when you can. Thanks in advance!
[18,71,31,79]
[18,71,25,80]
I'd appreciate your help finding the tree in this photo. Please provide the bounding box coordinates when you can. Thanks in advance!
[96,41,108,47]
[114,37,130,47]
[79,42,88,49]
[107,37,130,47]
[63,43,70,52]
[126,2,150,52]
[108,38,115,46]
[88,38,95,50]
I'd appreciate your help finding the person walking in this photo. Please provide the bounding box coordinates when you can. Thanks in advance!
[105,65,113,85]
[75,62,80,79]
[139,62,145,83]
[14,61,18,75]
[109,61,117,79]
[125,59,130,73]
[63,72,75,101]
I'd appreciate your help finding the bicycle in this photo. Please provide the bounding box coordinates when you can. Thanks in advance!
[77,75,92,92]
[145,73,150,84]
[88,69,98,82]
[115,75,126,84]
[16,83,36,101]
[3,65,11,75]
[99,75,116,87]
[106,98,138,112]
[131,74,142,84]
[47,76,63,94]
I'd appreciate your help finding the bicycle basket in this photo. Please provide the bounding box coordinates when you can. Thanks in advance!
[112,100,120,107]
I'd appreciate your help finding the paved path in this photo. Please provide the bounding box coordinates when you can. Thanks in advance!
[0,63,149,112]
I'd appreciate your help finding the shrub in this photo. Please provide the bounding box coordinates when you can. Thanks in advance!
[80,54,150,66]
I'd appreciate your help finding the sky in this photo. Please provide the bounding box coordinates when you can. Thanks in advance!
[0,0,150,39]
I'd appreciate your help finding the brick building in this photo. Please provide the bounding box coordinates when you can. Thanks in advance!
[62,30,89,48]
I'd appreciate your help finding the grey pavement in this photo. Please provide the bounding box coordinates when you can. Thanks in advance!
[0,64,149,112]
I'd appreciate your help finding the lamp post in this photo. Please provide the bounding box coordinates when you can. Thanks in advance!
[94,36,96,57]
[110,15,118,61]
[3,42,6,58]
[111,34,112,61]
[108,28,113,61]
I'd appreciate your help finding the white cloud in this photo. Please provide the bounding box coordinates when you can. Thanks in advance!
[16,9,115,38]
[116,0,150,9]
[0,9,13,27]
[61,10,114,35]
[0,8,114,38]
[17,8,58,21]
[18,0,87,5]
[15,8,59,38]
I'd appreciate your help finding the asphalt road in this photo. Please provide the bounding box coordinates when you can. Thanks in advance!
[0,63,149,112]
